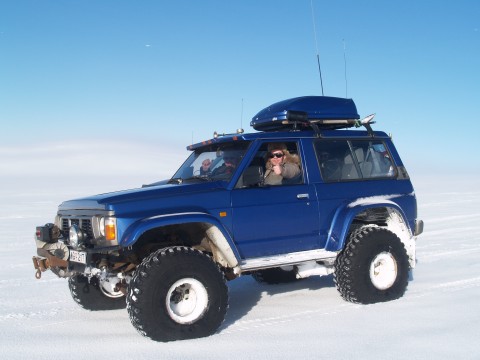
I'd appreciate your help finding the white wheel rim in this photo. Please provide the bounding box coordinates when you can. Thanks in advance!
[99,277,124,298]
[166,278,209,324]
[369,252,398,290]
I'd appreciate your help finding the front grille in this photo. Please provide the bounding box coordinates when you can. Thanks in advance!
[61,217,94,239]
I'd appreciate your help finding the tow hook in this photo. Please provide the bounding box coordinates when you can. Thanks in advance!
[32,248,69,279]
[32,256,48,279]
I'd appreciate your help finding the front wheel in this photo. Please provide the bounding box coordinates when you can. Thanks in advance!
[127,247,228,342]
[334,227,409,304]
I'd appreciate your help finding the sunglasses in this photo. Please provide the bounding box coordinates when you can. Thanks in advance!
[269,152,284,159]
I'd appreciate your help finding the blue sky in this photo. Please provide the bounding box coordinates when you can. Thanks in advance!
[1,1,479,179]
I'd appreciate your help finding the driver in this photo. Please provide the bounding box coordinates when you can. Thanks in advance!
[263,143,301,185]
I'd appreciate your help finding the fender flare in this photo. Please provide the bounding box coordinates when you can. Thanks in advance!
[120,212,240,267]
[325,199,410,252]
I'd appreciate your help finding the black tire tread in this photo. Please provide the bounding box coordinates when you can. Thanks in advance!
[127,246,228,342]
[334,226,409,304]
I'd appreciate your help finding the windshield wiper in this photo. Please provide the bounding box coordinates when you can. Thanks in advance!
[167,178,183,184]
[184,175,212,182]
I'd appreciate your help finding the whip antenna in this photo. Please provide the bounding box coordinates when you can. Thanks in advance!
[310,0,324,95]
[240,98,244,129]
[343,39,348,98]
[238,98,244,134]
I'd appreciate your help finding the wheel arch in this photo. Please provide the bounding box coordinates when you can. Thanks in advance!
[120,212,240,268]
[326,200,412,253]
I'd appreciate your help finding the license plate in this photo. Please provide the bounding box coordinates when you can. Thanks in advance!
[69,250,87,264]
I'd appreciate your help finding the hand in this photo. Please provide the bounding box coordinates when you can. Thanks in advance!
[273,164,282,175]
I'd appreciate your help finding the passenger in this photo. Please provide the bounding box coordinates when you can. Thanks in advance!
[200,159,212,175]
[264,143,301,185]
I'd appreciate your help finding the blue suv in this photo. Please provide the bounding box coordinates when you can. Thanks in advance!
[33,96,423,342]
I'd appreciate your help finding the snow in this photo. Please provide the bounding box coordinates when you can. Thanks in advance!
[347,193,404,207]
[1,174,479,359]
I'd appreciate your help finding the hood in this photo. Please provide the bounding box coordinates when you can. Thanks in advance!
[58,181,227,212]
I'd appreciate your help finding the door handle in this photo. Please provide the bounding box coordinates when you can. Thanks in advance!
[297,193,309,200]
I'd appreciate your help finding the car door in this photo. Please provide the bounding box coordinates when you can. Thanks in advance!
[230,140,320,259]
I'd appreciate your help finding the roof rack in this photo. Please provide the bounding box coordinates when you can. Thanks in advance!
[355,114,376,137]
[278,112,376,137]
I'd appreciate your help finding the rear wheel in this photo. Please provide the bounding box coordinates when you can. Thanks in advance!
[68,274,126,310]
[334,226,409,304]
[127,246,228,342]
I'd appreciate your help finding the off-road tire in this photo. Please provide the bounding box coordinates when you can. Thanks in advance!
[252,267,298,284]
[68,274,126,311]
[127,246,228,342]
[334,226,409,304]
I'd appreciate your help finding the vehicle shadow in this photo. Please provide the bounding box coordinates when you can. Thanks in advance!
[220,274,336,331]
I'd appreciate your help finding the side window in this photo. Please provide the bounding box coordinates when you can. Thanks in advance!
[315,140,357,181]
[236,141,303,188]
[351,140,395,178]
[315,140,395,182]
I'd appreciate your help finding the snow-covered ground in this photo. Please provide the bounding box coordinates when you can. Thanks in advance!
[1,174,479,359]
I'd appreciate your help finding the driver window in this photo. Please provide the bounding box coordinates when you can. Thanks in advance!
[236,142,303,188]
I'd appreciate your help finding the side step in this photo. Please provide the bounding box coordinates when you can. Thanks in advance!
[239,249,338,272]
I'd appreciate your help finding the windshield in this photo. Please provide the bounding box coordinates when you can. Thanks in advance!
[170,141,251,183]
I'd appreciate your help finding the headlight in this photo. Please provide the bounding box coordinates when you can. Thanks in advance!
[99,217,105,236]
[69,224,86,247]
[100,217,117,241]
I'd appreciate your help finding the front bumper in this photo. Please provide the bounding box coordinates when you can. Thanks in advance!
[32,245,123,279]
